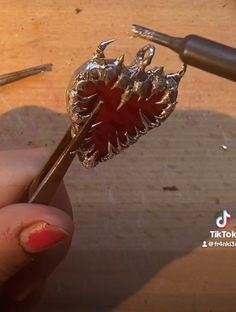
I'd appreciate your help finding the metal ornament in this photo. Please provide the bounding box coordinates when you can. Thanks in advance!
[66,40,186,168]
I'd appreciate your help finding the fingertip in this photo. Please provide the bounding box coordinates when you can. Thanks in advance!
[0,203,74,237]
[0,203,74,285]
[20,221,70,254]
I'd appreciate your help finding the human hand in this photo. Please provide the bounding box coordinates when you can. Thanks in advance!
[0,149,74,310]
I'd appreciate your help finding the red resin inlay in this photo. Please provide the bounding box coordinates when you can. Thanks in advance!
[79,81,167,158]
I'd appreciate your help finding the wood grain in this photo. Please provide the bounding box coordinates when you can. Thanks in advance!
[0,1,236,311]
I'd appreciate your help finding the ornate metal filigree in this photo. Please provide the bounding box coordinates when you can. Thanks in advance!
[66,40,186,168]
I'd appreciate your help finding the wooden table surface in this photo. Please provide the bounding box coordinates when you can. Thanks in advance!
[0,1,236,311]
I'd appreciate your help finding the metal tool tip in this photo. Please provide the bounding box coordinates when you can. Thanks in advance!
[40,63,53,72]
[131,24,144,32]
[130,24,179,50]
[131,24,154,36]
[131,24,146,37]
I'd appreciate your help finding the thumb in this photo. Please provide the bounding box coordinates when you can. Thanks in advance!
[0,203,73,285]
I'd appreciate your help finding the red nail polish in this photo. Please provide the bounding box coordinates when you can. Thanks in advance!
[20,222,69,253]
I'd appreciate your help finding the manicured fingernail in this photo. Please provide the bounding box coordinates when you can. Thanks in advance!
[19,222,69,253]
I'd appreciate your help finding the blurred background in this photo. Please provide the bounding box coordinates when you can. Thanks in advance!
[0,1,236,311]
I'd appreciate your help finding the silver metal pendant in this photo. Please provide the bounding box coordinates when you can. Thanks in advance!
[66,40,186,168]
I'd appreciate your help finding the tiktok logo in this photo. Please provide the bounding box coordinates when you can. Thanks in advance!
[215,210,231,229]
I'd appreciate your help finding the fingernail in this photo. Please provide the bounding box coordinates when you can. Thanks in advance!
[19,222,69,253]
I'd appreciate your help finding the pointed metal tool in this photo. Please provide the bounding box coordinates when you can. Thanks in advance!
[131,24,236,82]
[0,63,53,87]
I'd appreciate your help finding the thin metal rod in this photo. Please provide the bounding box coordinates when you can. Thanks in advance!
[0,64,53,86]
[28,100,103,205]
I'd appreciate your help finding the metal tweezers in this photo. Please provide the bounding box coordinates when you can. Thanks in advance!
[1,64,102,205]
[27,101,102,204]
